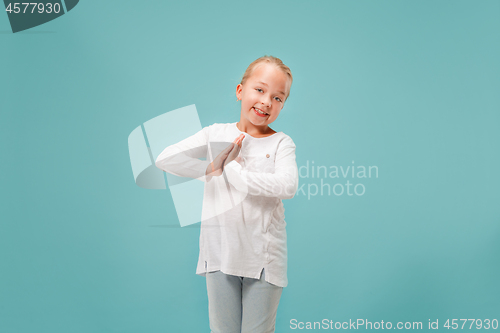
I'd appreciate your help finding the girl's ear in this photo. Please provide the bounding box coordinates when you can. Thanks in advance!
[236,83,243,100]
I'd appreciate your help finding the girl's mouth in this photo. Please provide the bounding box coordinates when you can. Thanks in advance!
[253,107,269,117]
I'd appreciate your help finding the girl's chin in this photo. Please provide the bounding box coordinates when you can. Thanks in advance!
[242,111,273,126]
[249,115,268,125]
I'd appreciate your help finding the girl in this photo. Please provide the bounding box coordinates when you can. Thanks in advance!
[155,55,298,333]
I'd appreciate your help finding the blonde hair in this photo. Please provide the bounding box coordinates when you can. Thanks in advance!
[240,55,293,100]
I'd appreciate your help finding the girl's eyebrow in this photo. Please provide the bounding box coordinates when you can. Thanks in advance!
[256,81,285,96]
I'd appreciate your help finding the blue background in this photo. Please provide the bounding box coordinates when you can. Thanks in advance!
[1,1,499,332]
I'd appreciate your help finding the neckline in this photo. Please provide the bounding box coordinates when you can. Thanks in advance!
[234,122,281,139]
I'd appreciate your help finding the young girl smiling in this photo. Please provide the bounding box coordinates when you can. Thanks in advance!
[156,55,298,332]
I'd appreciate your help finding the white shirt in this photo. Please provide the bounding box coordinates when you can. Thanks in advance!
[155,122,299,287]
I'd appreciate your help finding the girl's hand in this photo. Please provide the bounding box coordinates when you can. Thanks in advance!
[224,134,244,168]
[205,134,244,181]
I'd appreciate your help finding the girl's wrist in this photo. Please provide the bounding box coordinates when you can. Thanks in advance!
[206,162,222,177]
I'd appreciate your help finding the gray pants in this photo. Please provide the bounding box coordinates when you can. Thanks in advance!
[206,268,283,333]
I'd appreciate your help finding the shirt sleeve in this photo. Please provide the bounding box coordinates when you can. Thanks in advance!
[223,136,299,200]
[154,126,211,182]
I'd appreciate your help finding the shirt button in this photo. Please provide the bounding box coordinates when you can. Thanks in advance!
[266,154,270,158]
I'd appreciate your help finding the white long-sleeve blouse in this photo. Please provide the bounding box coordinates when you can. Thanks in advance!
[155,122,298,287]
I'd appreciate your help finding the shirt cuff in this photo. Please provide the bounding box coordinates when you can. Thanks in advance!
[225,159,242,173]
[223,160,248,194]
[194,160,211,182]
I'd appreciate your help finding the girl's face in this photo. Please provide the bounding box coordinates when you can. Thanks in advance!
[236,63,290,128]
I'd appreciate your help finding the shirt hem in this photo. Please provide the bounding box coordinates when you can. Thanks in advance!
[196,265,287,288]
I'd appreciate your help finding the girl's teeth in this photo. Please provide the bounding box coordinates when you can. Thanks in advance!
[254,107,267,115]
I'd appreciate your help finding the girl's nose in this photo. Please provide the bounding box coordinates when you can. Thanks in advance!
[261,96,272,107]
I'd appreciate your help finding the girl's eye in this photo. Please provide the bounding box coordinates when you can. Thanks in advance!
[274,97,283,102]
[256,88,263,93]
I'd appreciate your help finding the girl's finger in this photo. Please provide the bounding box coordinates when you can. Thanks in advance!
[233,134,244,144]
[237,134,244,145]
